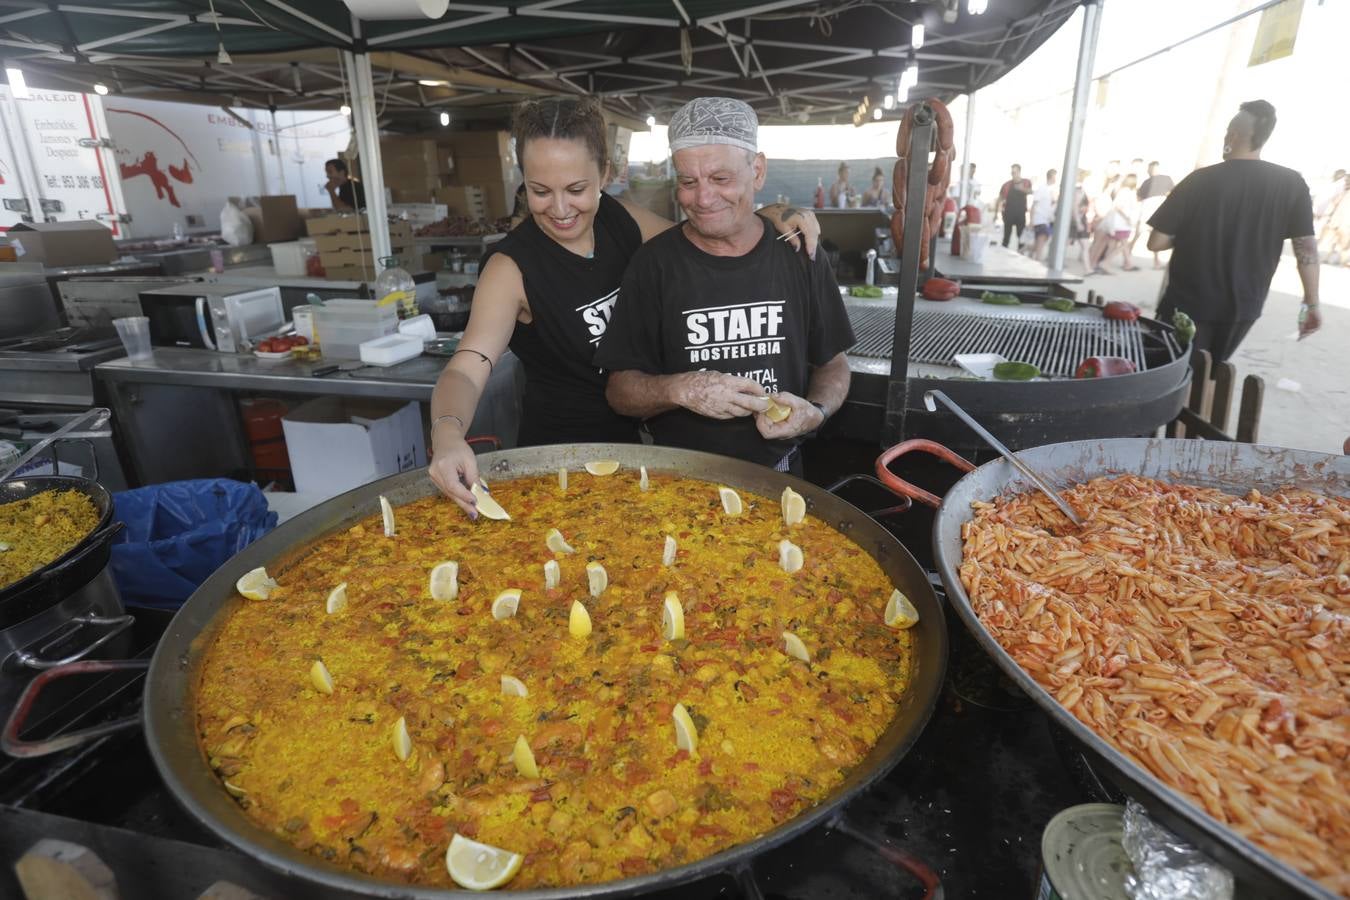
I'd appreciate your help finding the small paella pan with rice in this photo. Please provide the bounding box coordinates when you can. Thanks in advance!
[193,458,925,891]
[0,485,102,592]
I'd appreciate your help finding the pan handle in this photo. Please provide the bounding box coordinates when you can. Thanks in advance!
[7,612,136,671]
[1,659,148,758]
[36,521,126,585]
[875,439,975,509]
[824,474,913,522]
[466,436,501,452]
[830,813,943,899]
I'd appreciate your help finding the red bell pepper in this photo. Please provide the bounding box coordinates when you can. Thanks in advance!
[1075,356,1137,378]
[1103,301,1141,321]
[921,277,961,301]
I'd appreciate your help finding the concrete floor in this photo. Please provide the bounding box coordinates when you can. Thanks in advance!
[1060,245,1348,456]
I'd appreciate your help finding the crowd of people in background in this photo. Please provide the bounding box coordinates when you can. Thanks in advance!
[1315,167,1350,266]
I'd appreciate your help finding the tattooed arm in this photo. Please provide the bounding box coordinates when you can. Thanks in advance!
[1292,234,1321,339]
[757,203,820,259]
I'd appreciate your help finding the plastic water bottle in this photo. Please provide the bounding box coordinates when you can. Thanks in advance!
[375,256,417,320]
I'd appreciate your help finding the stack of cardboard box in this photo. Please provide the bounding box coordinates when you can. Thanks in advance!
[305,213,415,281]
[437,131,520,220]
[378,139,444,204]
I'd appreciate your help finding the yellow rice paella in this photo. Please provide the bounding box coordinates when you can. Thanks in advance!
[195,466,917,889]
[0,489,101,591]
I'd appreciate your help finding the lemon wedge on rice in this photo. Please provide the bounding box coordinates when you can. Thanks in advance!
[584,460,620,476]
[661,592,684,641]
[546,528,575,554]
[885,589,920,629]
[781,486,806,527]
[309,659,334,694]
[492,589,521,620]
[639,465,649,491]
[500,674,528,697]
[662,535,677,567]
[325,582,348,614]
[379,495,395,536]
[543,559,560,590]
[779,539,804,574]
[471,481,511,520]
[569,600,592,639]
[392,716,412,761]
[429,561,458,601]
[445,833,523,891]
[558,467,568,490]
[671,702,698,753]
[718,485,743,516]
[586,561,608,597]
[236,566,278,601]
[782,631,810,663]
[512,735,539,778]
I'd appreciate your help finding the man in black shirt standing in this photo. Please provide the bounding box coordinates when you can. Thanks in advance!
[596,97,854,473]
[1147,100,1321,361]
[324,158,366,211]
[996,164,1032,248]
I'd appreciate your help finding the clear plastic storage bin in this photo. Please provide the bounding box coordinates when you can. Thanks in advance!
[313,299,398,359]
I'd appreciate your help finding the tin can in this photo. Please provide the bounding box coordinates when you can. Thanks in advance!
[209,248,225,273]
[292,305,315,342]
[1036,804,1131,900]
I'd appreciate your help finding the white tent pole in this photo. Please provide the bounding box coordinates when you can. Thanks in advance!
[270,108,288,194]
[343,48,392,264]
[1048,0,1103,275]
[957,90,976,212]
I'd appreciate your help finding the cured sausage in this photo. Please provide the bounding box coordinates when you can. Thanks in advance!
[893,99,958,268]
[892,158,908,211]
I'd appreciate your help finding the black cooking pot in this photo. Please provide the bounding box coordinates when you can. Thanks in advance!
[0,475,123,630]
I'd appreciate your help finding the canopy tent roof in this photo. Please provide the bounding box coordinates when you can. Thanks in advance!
[0,0,1077,129]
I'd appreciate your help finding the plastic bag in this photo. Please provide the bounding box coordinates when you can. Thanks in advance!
[220,201,254,246]
[109,479,277,609]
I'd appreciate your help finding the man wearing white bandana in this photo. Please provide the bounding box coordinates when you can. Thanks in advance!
[596,97,854,473]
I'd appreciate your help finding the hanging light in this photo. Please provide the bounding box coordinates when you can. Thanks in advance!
[5,65,29,99]
[904,63,920,89]
[967,0,988,14]
[216,42,233,65]
[439,111,450,126]
[418,79,445,87]
[93,82,110,96]
[896,78,908,103]
[645,114,656,127]
[340,104,352,117]
[883,93,895,110]
[911,23,925,49]
[872,107,883,121]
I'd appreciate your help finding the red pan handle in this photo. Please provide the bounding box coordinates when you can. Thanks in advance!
[466,436,501,451]
[875,439,975,509]
[2,659,149,758]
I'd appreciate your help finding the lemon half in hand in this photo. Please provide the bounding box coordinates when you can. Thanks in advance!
[672,702,698,753]
[661,591,684,640]
[492,589,521,620]
[763,397,791,422]
[236,566,278,601]
[471,481,511,521]
[445,834,523,891]
[885,589,920,628]
[428,561,458,601]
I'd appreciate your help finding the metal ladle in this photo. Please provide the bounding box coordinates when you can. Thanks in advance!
[923,390,1084,526]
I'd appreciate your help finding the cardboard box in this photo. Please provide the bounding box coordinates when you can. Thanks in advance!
[6,221,117,267]
[433,185,488,219]
[228,195,301,244]
[389,203,448,227]
[447,154,515,185]
[306,214,413,239]
[282,397,426,500]
[442,130,513,161]
[322,265,374,282]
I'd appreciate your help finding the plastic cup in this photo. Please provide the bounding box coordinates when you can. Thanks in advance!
[113,316,154,361]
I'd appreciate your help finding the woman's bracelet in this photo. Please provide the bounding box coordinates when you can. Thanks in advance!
[432,413,466,434]
[452,347,494,374]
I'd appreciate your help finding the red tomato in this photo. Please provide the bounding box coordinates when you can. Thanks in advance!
[290,335,309,346]
[258,339,276,353]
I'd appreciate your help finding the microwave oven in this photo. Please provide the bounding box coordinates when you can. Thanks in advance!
[139,285,285,352]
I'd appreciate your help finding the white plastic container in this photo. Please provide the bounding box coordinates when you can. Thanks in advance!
[314,299,398,359]
[269,239,317,277]
[359,333,423,367]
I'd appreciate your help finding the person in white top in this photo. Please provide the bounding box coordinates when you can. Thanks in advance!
[1029,168,1057,260]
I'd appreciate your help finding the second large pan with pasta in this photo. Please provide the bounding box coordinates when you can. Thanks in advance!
[911,437,1347,900]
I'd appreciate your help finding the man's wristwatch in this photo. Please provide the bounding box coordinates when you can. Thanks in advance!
[809,401,828,423]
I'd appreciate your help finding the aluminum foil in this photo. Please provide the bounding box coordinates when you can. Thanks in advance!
[1122,800,1235,900]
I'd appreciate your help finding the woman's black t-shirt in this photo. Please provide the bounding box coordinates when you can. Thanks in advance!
[484,193,643,445]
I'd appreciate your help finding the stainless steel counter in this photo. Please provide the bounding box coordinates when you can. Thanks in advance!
[95,346,524,486]
[934,244,1083,286]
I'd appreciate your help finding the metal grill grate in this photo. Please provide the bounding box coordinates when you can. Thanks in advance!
[847,305,1158,377]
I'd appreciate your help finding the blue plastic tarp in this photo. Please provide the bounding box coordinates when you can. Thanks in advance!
[110,479,277,609]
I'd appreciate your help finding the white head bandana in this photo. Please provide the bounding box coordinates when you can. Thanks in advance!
[668,97,758,154]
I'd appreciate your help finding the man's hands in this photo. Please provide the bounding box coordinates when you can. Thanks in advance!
[428,434,481,519]
[754,391,824,440]
[672,371,767,419]
[1299,303,1322,340]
